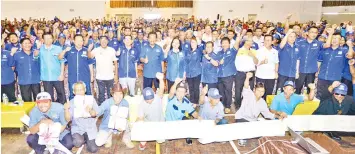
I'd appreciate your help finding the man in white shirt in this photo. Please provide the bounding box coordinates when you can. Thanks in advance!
[255,35,279,99]
[88,36,118,105]
[253,28,264,48]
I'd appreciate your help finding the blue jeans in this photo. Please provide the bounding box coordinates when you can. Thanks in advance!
[97,79,114,105]
[217,118,228,125]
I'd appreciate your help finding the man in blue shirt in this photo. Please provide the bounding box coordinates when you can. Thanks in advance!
[10,38,41,102]
[276,29,299,92]
[26,92,73,154]
[54,33,66,50]
[295,26,332,94]
[4,32,21,52]
[140,32,165,89]
[108,28,120,51]
[36,32,66,104]
[217,37,238,113]
[201,41,222,90]
[58,34,94,100]
[1,49,16,102]
[317,32,354,101]
[270,81,315,116]
[117,35,139,96]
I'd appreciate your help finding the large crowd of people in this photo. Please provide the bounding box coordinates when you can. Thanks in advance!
[1,15,355,153]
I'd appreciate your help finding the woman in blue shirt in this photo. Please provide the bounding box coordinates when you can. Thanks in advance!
[185,37,203,104]
[164,37,186,91]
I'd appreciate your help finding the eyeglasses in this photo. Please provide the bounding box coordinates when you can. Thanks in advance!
[334,93,345,96]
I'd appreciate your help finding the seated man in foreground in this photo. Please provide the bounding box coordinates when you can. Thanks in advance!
[270,81,315,117]
[27,92,74,154]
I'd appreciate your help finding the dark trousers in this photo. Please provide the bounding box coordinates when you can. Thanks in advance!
[295,73,315,94]
[316,79,333,101]
[97,79,114,105]
[187,75,201,104]
[235,118,250,123]
[218,75,234,108]
[43,81,66,104]
[202,82,217,90]
[27,133,74,154]
[341,78,353,96]
[72,133,99,153]
[235,71,255,108]
[255,77,275,100]
[19,83,41,102]
[167,80,175,93]
[276,74,295,93]
[68,81,92,100]
[143,77,159,89]
[1,81,16,102]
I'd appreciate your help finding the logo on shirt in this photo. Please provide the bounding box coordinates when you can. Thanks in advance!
[313,43,317,47]
[114,42,117,45]
[338,51,342,55]
[185,44,188,48]
[179,52,184,57]
[156,49,160,53]
[131,50,135,54]
[295,48,299,52]
[227,51,231,54]
[2,55,7,59]
[81,51,87,57]
[20,56,24,59]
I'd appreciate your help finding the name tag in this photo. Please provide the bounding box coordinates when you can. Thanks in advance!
[313,43,317,47]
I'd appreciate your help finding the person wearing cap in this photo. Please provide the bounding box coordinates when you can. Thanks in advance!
[133,28,148,58]
[313,81,355,115]
[1,48,17,102]
[117,35,139,97]
[63,81,99,153]
[54,33,66,50]
[140,32,165,89]
[165,78,200,145]
[35,32,66,104]
[270,81,315,116]
[88,35,118,105]
[27,92,74,154]
[87,30,101,49]
[317,32,354,101]
[9,38,40,102]
[136,72,165,151]
[275,29,299,93]
[95,83,134,149]
[234,30,258,109]
[58,34,95,100]
[108,28,121,51]
[217,36,240,113]
[295,26,332,95]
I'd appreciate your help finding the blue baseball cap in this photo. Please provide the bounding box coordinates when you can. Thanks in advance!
[283,81,295,88]
[334,83,348,95]
[59,33,65,38]
[137,29,144,34]
[208,88,222,99]
[142,87,155,100]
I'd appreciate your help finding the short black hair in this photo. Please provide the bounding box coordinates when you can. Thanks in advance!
[8,32,18,38]
[74,34,83,40]
[246,29,253,33]
[255,82,265,89]
[264,34,273,41]
[333,32,341,36]
[148,32,157,38]
[221,37,230,44]
[43,32,53,38]
[206,41,214,47]
[20,38,31,44]
[227,30,235,34]
[308,26,318,32]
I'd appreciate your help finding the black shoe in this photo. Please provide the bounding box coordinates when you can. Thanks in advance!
[129,94,134,97]
[186,138,192,145]
[326,132,342,141]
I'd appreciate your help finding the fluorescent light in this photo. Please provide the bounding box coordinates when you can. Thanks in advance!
[323,12,355,15]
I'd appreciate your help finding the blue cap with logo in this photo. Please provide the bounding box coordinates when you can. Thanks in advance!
[283,81,295,88]
[142,87,155,100]
[208,88,222,99]
[59,33,66,38]
[137,29,144,34]
[334,83,348,95]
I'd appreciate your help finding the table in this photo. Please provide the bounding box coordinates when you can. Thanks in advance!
[266,95,320,115]
[1,102,35,128]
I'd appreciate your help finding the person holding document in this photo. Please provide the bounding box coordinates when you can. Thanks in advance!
[136,72,165,151]
[165,78,200,145]
[27,92,74,154]
[95,83,134,149]
[64,81,99,153]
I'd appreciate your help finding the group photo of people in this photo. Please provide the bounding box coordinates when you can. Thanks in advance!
[1,0,355,154]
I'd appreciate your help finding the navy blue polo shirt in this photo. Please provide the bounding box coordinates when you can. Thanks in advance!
[201,52,222,84]
[1,50,15,85]
[218,47,237,77]
[341,46,352,81]
[185,45,203,78]
[318,47,348,81]
[118,46,139,78]
[297,39,324,73]
[313,96,355,115]
[11,50,40,85]
[181,41,191,55]
[5,43,21,52]
[278,43,299,77]
[108,38,121,51]
[64,47,94,83]
[140,44,164,78]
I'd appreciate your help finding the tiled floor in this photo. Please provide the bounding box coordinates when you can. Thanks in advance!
[1,128,259,154]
